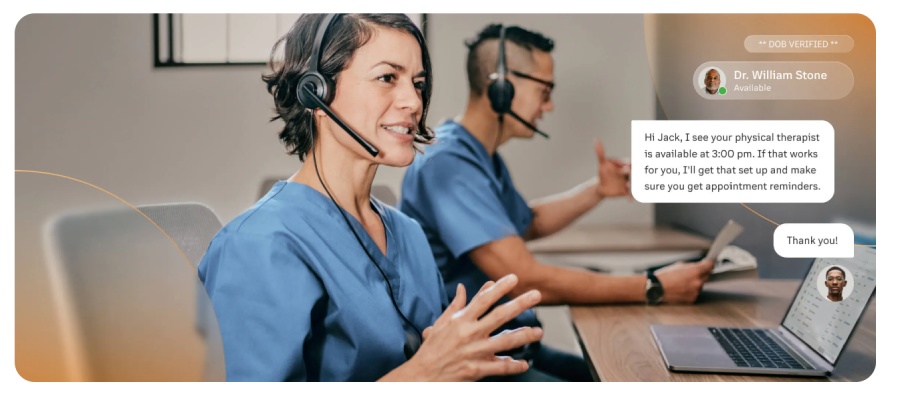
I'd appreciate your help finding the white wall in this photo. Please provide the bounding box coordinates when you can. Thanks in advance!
[15,14,654,379]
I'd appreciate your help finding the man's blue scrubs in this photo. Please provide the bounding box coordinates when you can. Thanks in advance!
[399,120,539,331]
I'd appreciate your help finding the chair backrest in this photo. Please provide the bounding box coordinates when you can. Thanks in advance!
[139,203,226,381]
[371,184,398,207]
[259,177,282,200]
[44,203,225,381]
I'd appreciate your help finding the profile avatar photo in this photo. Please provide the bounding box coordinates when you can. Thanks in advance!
[819,266,852,302]
[700,67,725,95]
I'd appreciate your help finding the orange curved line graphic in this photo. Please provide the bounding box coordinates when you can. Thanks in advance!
[16,169,195,269]
[739,203,875,248]
[739,203,781,227]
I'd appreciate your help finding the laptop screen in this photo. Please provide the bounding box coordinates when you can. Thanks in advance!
[781,247,876,364]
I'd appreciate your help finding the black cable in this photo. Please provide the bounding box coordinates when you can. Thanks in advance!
[494,114,504,154]
[310,147,424,345]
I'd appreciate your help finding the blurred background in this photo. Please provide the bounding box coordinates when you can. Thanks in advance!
[15,14,874,381]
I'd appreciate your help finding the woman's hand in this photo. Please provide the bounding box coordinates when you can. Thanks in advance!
[381,274,543,381]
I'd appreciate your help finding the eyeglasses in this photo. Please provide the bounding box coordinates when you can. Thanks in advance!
[510,70,555,102]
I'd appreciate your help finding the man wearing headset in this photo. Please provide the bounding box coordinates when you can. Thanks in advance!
[399,24,715,381]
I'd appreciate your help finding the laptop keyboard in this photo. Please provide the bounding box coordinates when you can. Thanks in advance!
[708,327,807,369]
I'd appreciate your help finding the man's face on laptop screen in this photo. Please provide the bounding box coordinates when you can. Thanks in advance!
[825,268,847,301]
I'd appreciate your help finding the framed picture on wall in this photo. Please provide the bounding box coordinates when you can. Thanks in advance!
[153,14,427,67]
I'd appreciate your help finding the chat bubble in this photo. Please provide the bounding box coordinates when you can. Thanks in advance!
[773,223,854,258]
[631,120,834,203]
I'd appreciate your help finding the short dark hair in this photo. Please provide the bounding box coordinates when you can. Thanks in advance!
[263,14,434,160]
[464,24,555,96]
[826,266,846,279]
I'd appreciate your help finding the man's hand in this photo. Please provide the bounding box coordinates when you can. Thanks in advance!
[654,259,715,304]
[594,140,631,199]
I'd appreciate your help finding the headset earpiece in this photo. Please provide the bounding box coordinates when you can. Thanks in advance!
[488,25,514,114]
[297,72,333,110]
[488,75,514,114]
[296,14,339,110]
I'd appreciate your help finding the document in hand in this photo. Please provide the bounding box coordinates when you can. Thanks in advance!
[704,220,758,281]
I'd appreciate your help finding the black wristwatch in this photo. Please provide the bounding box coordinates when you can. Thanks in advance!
[645,270,664,305]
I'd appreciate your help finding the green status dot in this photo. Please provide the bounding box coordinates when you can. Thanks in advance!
[718,87,727,95]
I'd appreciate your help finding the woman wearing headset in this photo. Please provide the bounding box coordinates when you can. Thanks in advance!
[198,14,543,382]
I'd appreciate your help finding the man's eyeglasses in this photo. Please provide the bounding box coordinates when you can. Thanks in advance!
[510,70,554,102]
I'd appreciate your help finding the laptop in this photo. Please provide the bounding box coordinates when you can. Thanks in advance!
[651,246,876,377]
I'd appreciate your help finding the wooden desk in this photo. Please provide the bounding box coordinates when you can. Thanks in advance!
[570,279,876,382]
[529,224,711,274]
[526,224,711,253]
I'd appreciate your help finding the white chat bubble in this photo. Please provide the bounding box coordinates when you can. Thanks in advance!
[631,120,834,203]
[773,223,854,258]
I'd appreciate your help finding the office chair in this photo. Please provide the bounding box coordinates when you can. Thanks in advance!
[371,184,398,207]
[139,203,226,381]
[258,177,282,200]
[44,203,225,381]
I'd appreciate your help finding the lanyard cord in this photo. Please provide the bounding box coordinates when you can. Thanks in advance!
[310,147,425,343]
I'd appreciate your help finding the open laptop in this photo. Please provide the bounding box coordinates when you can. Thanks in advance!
[651,246,875,377]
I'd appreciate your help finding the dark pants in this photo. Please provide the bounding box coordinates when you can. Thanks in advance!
[484,343,594,382]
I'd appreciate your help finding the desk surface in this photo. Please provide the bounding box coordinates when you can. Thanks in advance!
[570,279,875,382]
[527,224,711,253]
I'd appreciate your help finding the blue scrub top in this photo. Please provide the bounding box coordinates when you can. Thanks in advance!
[399,120,540,331]
[198,181,447,381]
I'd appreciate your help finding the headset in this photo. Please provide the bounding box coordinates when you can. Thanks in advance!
[300,13,424,360]
[483,27,546,363]
[486,25,549,139]
[296,13,380,157]
[487,26,514,116]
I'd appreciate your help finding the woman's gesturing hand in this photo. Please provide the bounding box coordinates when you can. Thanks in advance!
[383,274,543,381]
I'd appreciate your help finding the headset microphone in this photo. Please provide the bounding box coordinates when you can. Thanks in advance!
[487,25,550,139]
[508,111,549,138]
[299,85,380,156]
[297,13,380,157]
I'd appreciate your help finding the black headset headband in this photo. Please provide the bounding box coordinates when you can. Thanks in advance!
[488,25,513,115]
[308,13,339,81]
